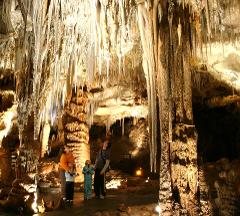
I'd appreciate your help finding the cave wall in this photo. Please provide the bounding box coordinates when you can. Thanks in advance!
[194,103,240,162]
[199,158,240,215]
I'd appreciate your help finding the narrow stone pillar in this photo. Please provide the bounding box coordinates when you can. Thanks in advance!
[63,88,90,182]
[41,122,50,158]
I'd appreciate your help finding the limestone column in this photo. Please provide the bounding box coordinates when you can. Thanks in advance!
[63,88,90,182]
[137,1,200,215]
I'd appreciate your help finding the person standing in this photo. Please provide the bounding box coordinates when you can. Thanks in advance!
[59,145,75,201]
[65,163,77,206]
[82,160,94,200]
[94,138,111,199]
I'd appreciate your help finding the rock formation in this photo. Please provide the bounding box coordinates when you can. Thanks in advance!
[0,0,240,215]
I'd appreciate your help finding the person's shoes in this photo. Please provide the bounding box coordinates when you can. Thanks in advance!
[60,198,66,209]
[65,200,73,207]
[100,195,105,199]
[65,200,70,207]
[94,195,100,199]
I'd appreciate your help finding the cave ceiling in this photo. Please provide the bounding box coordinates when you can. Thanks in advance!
[0,0,240,132]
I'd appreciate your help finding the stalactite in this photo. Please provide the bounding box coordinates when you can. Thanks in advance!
[13,0,93,141]
[93,0,137,78]
[0,0,13,34]
[137,2,157,173]
[15,30,33,145]
[1,0,238,148]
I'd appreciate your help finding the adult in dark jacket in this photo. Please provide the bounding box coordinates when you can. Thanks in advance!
[94,139,111,199]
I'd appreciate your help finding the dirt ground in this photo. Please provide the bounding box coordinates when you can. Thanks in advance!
[41,176,159,216]
[38,176,159,216]
[0,176,159,216]
[39,190,158,216]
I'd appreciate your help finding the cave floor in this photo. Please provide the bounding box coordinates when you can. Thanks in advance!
[36,175,159,216]
[0,175,159,216]
[38,189,158,216]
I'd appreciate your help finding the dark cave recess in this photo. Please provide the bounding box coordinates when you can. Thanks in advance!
[89,118,153,175]
[194,103,240,163]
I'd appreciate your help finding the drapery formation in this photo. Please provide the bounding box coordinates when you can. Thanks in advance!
[13,0,92,142]
[137,0,200,214]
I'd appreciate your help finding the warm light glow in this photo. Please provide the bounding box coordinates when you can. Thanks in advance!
[106,178,126,189]
[136,168,143,176]
[32,192,38,213]
[20,183,37,193]
[31,189,45,213]
[41,122,50,158]
[28,173,36,180]
[24,195,30,202]
[38,199,45,213]
[145,177,149,183]
[131,149,139,157]
[155,204,161,214]
[0,105,17,146]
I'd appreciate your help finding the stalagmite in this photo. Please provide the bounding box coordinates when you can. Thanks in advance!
[63,88,90,182]
[41,122,50,158]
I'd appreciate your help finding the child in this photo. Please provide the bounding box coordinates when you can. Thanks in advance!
[82,160,94,200]
[65,163,77,206]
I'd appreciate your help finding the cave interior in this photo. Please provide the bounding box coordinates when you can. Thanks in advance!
[0,0,240,215]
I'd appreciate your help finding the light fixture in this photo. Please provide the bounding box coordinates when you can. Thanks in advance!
[135,167,143,176]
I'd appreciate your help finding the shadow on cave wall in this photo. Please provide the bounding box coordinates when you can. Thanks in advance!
[194,103,240,162]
